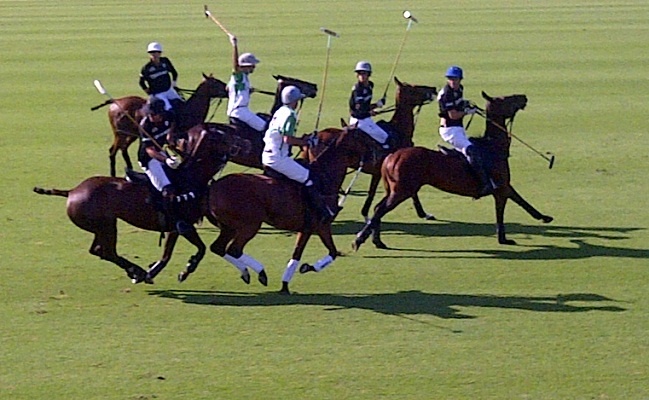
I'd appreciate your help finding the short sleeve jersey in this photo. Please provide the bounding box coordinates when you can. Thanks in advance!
[437,83,466,127]
[139,57,178,94]
[349,81,374,119]
[263,105,297,161]
[227,71,251,115]
[137,112,173,164]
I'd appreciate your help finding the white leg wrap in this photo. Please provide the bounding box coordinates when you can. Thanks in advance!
[313,255,334,272]
[223,254,247,274]
[238,254,265,274]
[282,259,300,283]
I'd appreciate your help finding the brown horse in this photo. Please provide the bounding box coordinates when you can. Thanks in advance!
[180,127,373,294]
[320,77,437,221]
[352,91,553,251]
[91,73,228,177]
[33,126,232,283]
[201,74,318,169]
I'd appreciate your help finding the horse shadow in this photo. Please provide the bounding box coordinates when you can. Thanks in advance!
[330,219,649,261]
[147,289,625,320]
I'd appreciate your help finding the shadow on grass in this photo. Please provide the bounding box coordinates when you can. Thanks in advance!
[147,289,625,319]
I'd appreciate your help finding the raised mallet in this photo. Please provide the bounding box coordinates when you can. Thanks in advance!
[204,5,233,36]
[382,10,419,99]
[93,79,165,152]
[313,27,340,131]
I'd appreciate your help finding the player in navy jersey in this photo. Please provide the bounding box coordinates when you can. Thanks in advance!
[437,65,493,197]
[139,42,183,112]
[348,61,390,149]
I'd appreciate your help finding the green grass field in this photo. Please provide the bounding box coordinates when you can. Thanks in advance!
[2,1,649,398]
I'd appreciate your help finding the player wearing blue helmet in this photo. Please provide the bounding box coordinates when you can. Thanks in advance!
[437,65,493,196]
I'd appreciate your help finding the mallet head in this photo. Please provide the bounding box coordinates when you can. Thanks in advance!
[320,27,340,38]
[403,10,418,23]
[204,5,210,17]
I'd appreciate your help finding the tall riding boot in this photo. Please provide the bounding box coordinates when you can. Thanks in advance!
[305,184,335,224]
[466,146,494,197]
[162,187,193,236]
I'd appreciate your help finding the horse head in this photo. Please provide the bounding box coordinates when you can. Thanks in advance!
[198,73,228,99]
[308,127,373,171]
[394,77,437,107]
[482,91,527,120]
[270,74,318,114]
[181,124,230,182]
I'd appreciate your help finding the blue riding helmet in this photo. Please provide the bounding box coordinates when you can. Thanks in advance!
[445,65,463,79]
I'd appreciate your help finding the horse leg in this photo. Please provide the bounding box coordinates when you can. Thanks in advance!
[299,226,338,274]
[225,224,266,286]
[146,231,179,282]
[120,135,136,172]
[88,226,148,282]
[353,189,408,251]
[360,174,381,223]
[177,228,207,282]
[280,231,313,295]
[109,143,118,177]
[412,193,435,221]
[209,225,250,283]
[508,186,554,223]
[494,192,516,245]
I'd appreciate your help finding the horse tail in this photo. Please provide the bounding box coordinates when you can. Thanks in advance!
[90,99,113,111]
[33,187,70,198]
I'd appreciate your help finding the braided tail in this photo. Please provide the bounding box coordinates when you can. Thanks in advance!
[33,187,70,198]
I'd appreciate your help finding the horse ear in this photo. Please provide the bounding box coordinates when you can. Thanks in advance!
[340,118,348,128]
[202,72,208,79]
[394,76,403,87]
[482,91,493,101]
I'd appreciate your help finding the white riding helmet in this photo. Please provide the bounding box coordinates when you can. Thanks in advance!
[354,61,372,75]
[147,42,163,53]
[281,85,305,105]
[238,52,260,67]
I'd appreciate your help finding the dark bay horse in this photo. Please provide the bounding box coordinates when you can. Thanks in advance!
[91,73,228,177]
[201,74,318,169]
[321,77,437,221]
[352,91,553,251]
[181,127,372,294]
[33,127,232,283]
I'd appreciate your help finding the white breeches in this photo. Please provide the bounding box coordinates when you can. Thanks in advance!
[150,88,182,111]
[262,156,310,184]
[229,107,266,131]
[349,116,389,144]
[140,159,171,191]
[439,126,472,156]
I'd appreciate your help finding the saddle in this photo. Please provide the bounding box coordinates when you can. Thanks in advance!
[228,114,269,134]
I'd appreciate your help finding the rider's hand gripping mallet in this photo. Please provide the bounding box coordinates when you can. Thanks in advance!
[313,27,340,132]
[382,10,419,100]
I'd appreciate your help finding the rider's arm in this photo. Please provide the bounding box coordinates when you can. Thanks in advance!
[139,68,149,93]
[166,58,179,85]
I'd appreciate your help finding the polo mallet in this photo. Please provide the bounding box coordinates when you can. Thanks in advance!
[338,162,364,207]
[382,10,418,100]
[203,5,233,36]
[313,27,340,132]
[93,80,167,154]
[475,108,555,169]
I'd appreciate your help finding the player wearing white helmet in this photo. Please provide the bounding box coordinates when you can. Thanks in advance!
[139,42,183,112]
[225,34,266,132]
[348,61,390,149]
[262,86,334,224]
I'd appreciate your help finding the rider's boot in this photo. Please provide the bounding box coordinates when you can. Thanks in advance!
[466,146,494,197]
[162,186,194,236]
[304,184,335,224]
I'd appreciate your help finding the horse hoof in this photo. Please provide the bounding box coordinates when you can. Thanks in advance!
[542,216,553,223]
[178,271,189,283]
[241,271,251,284]
[279,282,291,295]
[258,270,268,286]
[352,239,362,252]
[144,275,155,285]
[299,263,315,274]
[424,214,436,221]
[499,239,517,245]
[373,240,388,250]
